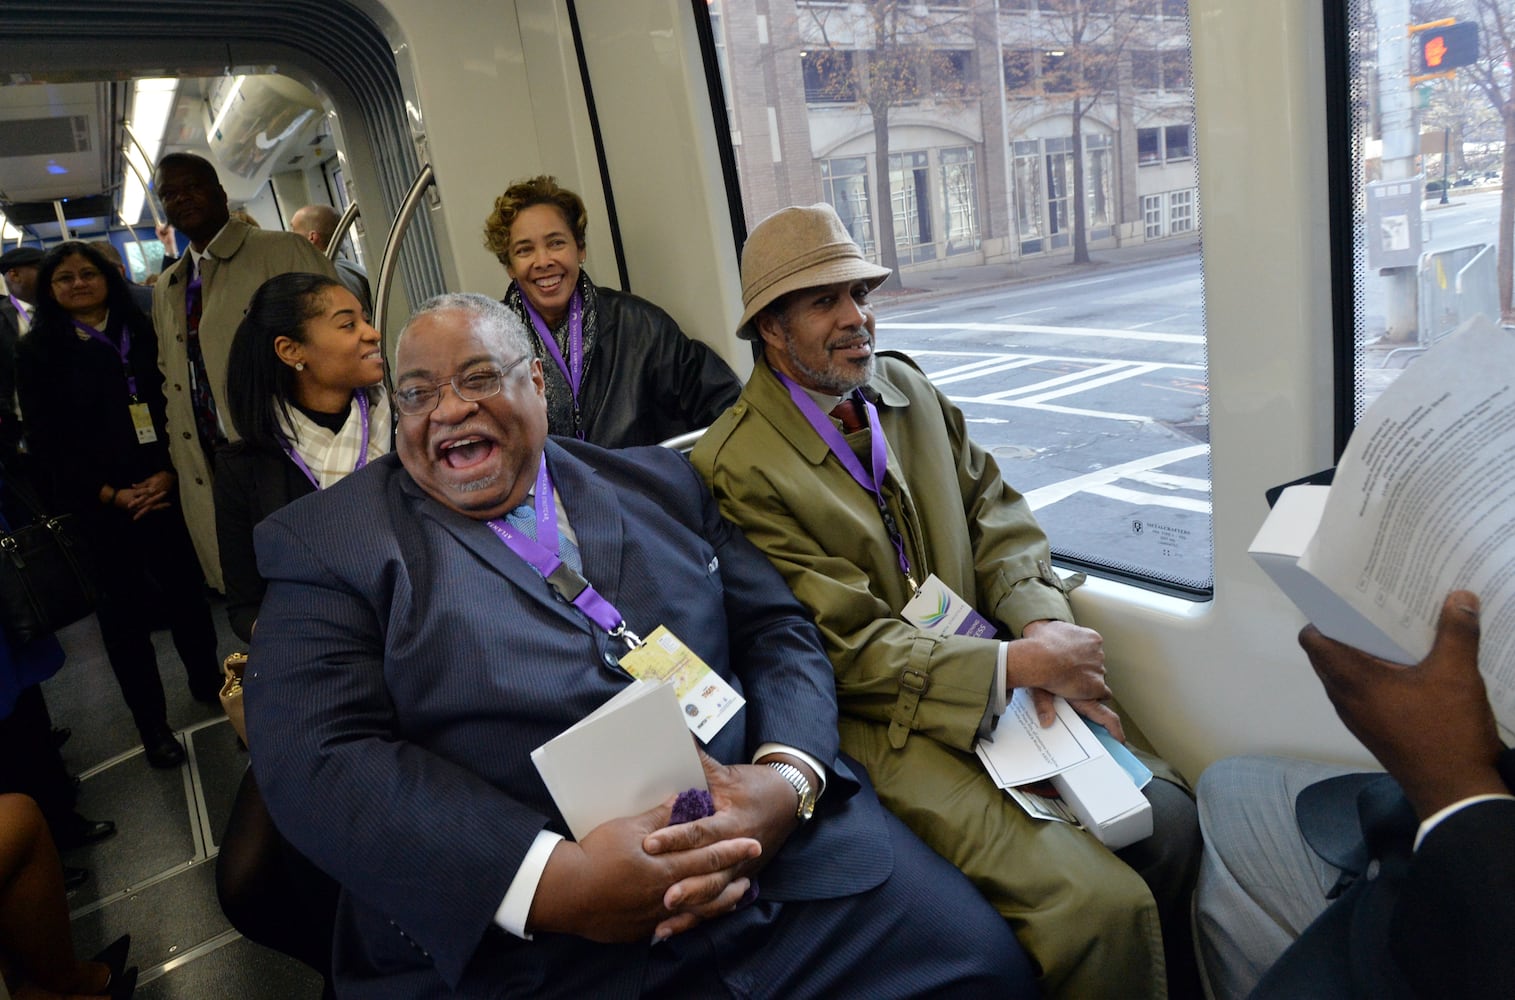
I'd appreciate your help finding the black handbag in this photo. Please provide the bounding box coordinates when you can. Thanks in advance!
[0,482,98,647]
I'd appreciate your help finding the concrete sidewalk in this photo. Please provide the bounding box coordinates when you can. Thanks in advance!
[870,235,1202,312]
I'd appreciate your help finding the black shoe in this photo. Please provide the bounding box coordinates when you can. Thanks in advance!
[142,726,185,768]
[91,933,131,981]
[111,965,139,1000]
[54,812,117,850]
[62,865,90,891]
[50,725,71,748]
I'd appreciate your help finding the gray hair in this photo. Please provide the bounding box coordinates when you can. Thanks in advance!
[399,292,533,360]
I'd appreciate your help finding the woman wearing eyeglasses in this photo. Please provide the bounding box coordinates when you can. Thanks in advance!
[16,241,222,771]
[212,272,388,998]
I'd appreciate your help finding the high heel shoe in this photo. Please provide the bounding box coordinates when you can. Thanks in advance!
[89,934,131,984]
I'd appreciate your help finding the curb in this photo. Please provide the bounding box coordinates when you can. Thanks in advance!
[871,239,1202,314]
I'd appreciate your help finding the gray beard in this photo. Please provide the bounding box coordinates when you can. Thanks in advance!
[781,331,874,396]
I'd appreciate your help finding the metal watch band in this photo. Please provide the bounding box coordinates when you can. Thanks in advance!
[766,761,816,823]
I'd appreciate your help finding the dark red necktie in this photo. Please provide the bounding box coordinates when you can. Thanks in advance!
[830,398,866,433]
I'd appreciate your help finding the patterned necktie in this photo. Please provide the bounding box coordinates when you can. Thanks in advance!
[830,398,866,434]
[506,500,583,573]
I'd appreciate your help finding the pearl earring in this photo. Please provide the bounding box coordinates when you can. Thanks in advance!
[295,362,305,371]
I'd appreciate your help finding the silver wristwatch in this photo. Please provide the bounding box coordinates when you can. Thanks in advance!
[766,761,817,823]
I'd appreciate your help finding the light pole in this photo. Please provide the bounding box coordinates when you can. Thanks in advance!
[1441,126,1451,204]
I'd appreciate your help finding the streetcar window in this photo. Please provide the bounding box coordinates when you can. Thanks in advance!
[1328,1,1505,439]
[702,0,1211,596]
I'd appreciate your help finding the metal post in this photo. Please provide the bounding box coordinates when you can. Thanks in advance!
[1379,0,1418,341]
[1441,126,1451,204]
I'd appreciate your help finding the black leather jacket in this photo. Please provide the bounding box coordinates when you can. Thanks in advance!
[532,286,742,448]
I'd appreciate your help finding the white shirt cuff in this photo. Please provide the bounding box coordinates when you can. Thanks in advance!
[495,829,564,939]
[1413,793,1515,850]
[753,742,828,796]
[993,641,1009,716]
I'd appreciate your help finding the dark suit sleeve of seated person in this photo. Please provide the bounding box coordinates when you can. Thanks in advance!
[1391,792,1515,997]
[646,445,848,786]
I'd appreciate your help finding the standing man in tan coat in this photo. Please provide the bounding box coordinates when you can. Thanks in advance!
[151,153,337,589]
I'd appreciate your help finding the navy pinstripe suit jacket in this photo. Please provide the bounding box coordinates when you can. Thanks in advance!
[246,440,894,997]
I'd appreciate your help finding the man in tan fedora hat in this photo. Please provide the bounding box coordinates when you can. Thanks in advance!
[693,203,1201,1000]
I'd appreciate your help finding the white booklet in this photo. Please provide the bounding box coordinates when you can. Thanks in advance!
[530,679,708,840]
[1249,315,1515,738]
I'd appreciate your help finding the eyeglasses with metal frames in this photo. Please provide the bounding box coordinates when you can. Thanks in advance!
[51,268,105,287]
[393,355,530,416]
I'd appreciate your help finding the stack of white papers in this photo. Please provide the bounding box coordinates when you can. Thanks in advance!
[977,691,1153,848]
[531,680,707,840]
[1249,316,1515,739]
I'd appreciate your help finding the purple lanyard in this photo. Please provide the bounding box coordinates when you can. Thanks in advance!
[280,391,372,490]
[487,454,642,649]
[7,295,30,324]
[774,368,915,587]
[519,286,586,439]
[72,316,137,398]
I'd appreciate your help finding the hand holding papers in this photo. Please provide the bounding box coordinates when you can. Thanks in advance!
[531,680,707,840]
[1249,316,1515,738]
[900,573,1152,847]
[977,691,1154,848]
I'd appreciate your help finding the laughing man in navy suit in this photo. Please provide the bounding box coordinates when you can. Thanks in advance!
[246,292,1036,998]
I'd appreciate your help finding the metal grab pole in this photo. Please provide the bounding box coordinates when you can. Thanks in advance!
[121,123,167,227]
[373,163,436,366]
[120,152,166,228]
[328,201,361,261]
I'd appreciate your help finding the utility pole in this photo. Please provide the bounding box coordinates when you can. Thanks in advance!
[1377,0,1420,342]
[1441,127,1452,205]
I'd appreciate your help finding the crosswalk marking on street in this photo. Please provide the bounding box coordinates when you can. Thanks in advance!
[906,348,1211,513]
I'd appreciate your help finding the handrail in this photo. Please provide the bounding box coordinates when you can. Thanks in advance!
[373,162,435,358]
[118,152,165,229]
[328,200,361,261]
[120,123,166,227]
[657,427,708,453]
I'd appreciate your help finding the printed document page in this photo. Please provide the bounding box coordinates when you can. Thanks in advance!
[976,689,1106,787]
[1298,316,1515,730]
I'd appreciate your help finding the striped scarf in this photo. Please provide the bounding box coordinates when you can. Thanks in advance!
[275,386,391,490]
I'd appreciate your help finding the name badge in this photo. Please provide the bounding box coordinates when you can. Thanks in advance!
[128,402,157,444]
[900,573,997,638]
[619,625,744,743]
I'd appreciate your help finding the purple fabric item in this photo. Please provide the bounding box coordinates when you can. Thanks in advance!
[671,788,714,824]
[667,787,760,908]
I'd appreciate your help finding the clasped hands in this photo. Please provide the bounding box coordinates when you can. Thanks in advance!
[1010,618,1126,742]
[527,747,801,943]
[111,471,174,520]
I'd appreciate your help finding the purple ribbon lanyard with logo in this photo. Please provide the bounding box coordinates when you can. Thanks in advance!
[280,391,372,490]
[73,317,138,398]
[487,454,640,648]
[521,287,586,439]
[773,368,916,589]
[8,294,31,324]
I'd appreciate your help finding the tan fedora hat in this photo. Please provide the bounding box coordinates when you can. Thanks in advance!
[736,203,891,340]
